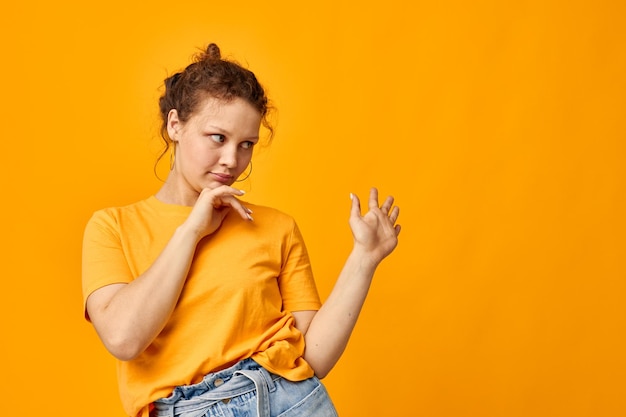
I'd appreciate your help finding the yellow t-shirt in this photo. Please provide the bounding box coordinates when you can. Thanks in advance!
[82,196,321,417]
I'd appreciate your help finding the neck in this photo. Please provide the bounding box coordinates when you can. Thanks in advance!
[155,174,199,207]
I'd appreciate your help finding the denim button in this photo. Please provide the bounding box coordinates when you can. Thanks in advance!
[214,378,224,387]
[222,398,231,404]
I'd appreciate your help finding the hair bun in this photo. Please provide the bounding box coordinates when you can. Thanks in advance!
[204,43,221,61]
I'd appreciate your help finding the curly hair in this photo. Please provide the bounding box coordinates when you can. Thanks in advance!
[155,43,274,172]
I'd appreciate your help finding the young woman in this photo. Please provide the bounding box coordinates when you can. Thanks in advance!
[82,43,401,417]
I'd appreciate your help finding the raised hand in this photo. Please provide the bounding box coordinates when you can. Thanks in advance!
[185,185,253,240]
[297,188,401,376]
[349,188,401,266]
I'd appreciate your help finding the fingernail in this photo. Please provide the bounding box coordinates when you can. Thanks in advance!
[349,193,354,200]
[246,208,253,214]
[246,213,254,221]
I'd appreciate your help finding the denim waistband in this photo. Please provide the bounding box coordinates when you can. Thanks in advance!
[151,358,279,417]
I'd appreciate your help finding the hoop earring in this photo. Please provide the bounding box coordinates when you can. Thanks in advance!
[235,162,253,182]
[169,145,176,171]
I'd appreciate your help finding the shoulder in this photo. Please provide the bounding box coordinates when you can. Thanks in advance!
[245,202,292,217]
[88,198,146,219]
[244,203,299,228]
[85,197,155,232]
[237,202,310,247]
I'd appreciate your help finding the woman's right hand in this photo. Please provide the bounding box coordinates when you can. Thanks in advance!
[185,186,253,240]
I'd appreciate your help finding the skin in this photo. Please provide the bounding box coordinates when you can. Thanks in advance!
[86,95,401,379]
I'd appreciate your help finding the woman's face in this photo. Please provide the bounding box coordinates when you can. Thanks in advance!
[167,96,262,196]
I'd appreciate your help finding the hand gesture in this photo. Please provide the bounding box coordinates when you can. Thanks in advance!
[349,188,401,266]
[185,186,253,240]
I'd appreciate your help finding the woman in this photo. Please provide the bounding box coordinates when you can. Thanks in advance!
[82,43,401,417]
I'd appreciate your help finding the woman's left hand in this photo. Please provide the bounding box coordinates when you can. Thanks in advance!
[349,187,401,266]
[298,188,401,378]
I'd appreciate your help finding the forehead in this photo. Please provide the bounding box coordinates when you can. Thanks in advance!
[191,96,261,129]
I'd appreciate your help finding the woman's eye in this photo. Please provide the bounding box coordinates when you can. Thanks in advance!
[241,141,255,149]
[210,134,225,143]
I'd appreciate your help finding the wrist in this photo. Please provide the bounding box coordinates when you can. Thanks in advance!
[176,222,205,245]
[349,246,380,272]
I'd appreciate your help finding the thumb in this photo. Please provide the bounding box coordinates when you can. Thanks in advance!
[349,192,362,220]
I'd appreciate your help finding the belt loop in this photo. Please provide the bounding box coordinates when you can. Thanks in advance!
[234,369,271,417]
[259,367,276,393]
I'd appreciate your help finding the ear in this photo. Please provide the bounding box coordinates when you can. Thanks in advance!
[167,109,181,142]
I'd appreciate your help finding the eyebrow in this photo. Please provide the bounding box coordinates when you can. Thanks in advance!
[207,125,259,140]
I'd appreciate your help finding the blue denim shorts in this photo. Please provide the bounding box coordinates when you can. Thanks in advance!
[150,358,338,417]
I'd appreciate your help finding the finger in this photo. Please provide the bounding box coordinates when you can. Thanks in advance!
[235,200,254,221]
[213,186,246,200]
[368,187,379,211]
[202,187,252,221]
[235,204,253,221]
[201,186,245,207]
[395,224,402,236]
[220,194,253,221]
[206,185,245,195]
[380,195,395,214]
[389,206,400,224]
[350,192,362,218]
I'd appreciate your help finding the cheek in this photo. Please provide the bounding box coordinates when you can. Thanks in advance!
[237,152,253,167]
[181,142,217,167]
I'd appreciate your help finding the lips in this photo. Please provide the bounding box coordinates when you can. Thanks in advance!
[210,172,234,183]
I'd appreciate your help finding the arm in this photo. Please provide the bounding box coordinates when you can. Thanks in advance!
[294,187,401,378]
[85,186,252,361]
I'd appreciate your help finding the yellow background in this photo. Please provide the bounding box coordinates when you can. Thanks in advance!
[2,1,625,416]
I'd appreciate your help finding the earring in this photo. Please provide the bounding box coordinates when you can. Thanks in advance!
[235,162,253,182]
[169,145,176,171]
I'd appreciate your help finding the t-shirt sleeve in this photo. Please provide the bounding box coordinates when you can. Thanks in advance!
[278,220,322,312]
[81,209,134,316]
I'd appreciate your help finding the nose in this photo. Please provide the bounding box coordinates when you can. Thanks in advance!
[219,144,238,168]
